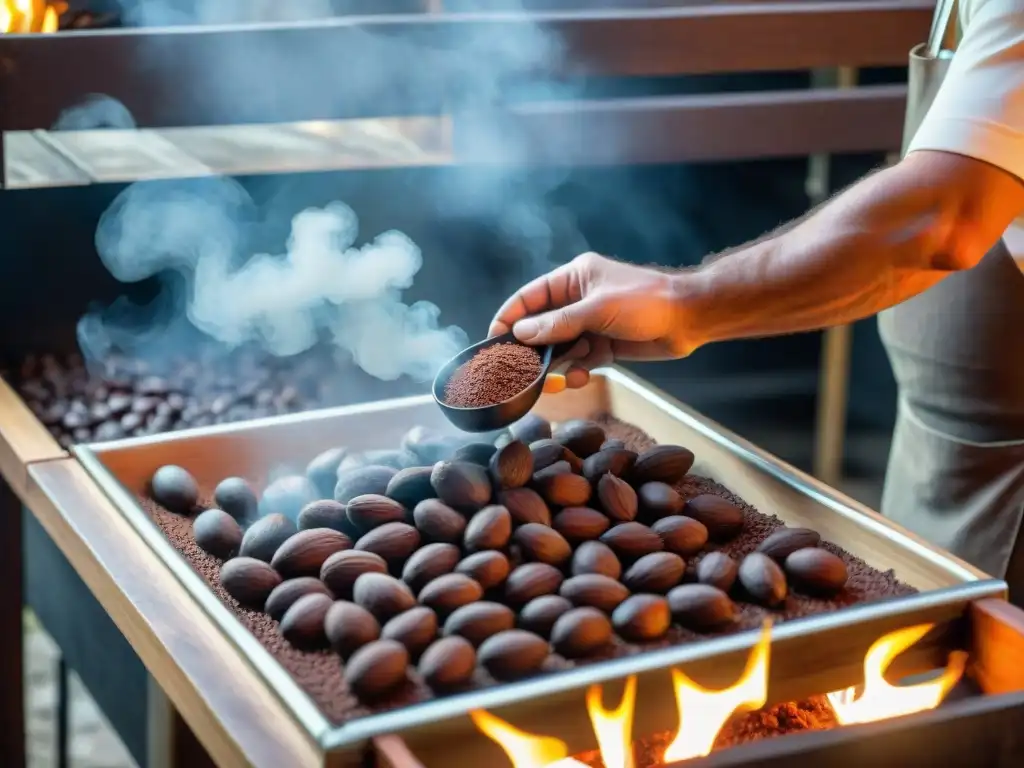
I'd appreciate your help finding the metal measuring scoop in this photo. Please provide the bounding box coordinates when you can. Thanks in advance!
[432,331,575,432]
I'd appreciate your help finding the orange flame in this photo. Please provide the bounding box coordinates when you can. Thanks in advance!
[826,623,967,725]
[470,679,639,768]
[663,621,772,761]
[473,620,967,766]
[470,709,571,767]
[581,677,638,768]
[1,0,66,34]
[472,623,773,767]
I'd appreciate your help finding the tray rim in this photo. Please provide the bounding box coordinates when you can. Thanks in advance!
[72,367,1007,753]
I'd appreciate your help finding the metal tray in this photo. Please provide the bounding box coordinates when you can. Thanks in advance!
[75,368,1007,767]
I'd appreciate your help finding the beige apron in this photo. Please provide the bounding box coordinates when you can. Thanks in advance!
[878,0,1024,598]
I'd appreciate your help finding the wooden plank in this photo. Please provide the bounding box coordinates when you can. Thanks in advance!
[2,132,90,189]
[35,129,213,182]
[0,3,930,130]
[158,118,452,175]
[373,736,426,768]
[5,86,908,187]
[457,85,909,165]
[969,598,1024,696]
[0,376,65,501]
[24,459,324,768]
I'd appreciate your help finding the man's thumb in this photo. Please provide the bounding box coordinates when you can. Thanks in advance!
[512,301,595,345]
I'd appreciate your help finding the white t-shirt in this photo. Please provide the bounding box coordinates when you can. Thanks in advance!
[908,0,1024,183]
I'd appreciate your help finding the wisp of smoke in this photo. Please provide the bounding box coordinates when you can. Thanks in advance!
[86,177,467,382]
[72,0,599,381]
[106,0,573,276]
[53,94,137,131]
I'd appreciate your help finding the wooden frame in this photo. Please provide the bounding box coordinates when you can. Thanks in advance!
[0,375,68,768]
[0,4,930,129]
[0,376,66,500]
[457,85,909,165]
[0,2,930,184]
[0,5,943,765]
[24,459,324,768]
[69,368,1003,767]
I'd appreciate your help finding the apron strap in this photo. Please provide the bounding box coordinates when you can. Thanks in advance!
[927,0,958,57]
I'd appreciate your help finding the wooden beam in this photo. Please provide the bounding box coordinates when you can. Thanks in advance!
[4,85,906,186]
[969,598,1024,696]
[0,3,929,130]
[457,85,908,165]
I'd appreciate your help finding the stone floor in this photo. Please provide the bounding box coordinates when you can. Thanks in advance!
[25,612,135,768]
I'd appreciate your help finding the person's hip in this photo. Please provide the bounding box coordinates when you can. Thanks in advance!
[879,236,1024,584]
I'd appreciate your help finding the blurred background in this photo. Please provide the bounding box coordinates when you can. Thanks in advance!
[2,0,917,764]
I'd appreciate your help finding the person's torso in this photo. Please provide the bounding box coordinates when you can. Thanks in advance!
[955,0,1024,265]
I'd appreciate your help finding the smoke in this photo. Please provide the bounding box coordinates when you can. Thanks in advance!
[68,0,589,382]
[53,94,137,131]
[83,176,467,381]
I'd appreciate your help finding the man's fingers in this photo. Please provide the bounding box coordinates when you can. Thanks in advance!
[563,367,591,389]
[542,374,568,394]
[612,339,693,361]
[512,296,604,345]
[552,337,590,367]
[488,262,583,338]
[574,334,615,372]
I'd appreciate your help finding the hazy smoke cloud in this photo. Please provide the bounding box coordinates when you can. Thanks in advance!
[85,177,467,381]
[68,0,584,381]
[53,94,136,131]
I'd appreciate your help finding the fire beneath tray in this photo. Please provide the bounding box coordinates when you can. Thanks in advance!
[1,0,62,32]
[473,622,967,767]
[1,1,118,33]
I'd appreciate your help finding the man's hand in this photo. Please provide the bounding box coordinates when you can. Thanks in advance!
[490,152,1024,394]
[488,252,695,391]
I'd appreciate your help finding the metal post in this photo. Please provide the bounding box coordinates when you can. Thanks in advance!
[0,484,25,768]
[146,676,173,768]
[56,657,70,768]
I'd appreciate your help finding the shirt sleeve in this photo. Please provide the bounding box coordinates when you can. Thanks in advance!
[908,0,1024,182]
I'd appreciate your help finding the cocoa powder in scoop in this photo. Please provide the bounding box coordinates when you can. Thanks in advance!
[444,343,542,408]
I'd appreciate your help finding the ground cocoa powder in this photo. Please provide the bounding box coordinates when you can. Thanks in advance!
[141,415,912,728]
[444,343,542,407]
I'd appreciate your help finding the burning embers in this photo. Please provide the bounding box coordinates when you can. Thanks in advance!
[1,0,62,33]
[826,623,967,725]
[472,622,966,768]
[0,0,116,33]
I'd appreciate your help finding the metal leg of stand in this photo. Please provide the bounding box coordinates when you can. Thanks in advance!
[0,483,26,768]
[809,67,857,488]
[57,656,70,768]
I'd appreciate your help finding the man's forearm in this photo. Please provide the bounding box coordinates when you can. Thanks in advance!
[675,151,1024,347]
